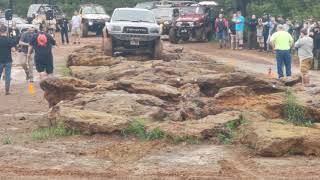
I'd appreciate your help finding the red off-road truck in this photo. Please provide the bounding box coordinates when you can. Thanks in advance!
[169,5,215,43]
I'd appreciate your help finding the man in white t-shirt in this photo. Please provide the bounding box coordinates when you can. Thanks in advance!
[71,10,81,44]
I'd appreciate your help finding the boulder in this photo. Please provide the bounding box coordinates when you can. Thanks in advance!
[196,72,284,96]
[117,80,181,101]
[240,114,320,157]
[67,54,123,67]
[147,111,241,139]
[51,106,130,134]
[49,90,169,122]
[214,86,255,100]
[40,77,96,107]
[241,120,320,157]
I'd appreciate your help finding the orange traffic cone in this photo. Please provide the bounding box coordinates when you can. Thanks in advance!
[28,83,35,95]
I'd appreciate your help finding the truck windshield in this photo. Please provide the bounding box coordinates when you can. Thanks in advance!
[180,7,205,15]
[152,8,173,18]
[83,6,106,14]
[112,10,155,23]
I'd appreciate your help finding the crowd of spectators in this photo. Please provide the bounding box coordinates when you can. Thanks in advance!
[214,12,320,69]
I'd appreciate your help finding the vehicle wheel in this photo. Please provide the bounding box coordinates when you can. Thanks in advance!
[169,28,178,44]
[195,28,206,42]
[82,23,89,37]
[152,39,163,59]
[104,37,113,56]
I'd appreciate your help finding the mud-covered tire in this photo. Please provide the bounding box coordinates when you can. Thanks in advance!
[169,28,178,44]
[152,39,163,59]
[82,23,89,37]
[104,37,113,56]
[195,27,208,42]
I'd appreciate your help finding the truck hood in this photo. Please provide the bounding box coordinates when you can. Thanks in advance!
[82,14,110,20]
[16,23,39,30]
[177,14,204,22]
[110,21,159,28]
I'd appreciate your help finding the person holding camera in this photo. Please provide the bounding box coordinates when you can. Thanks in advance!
[59,15,70,45]
[0,25,16,95]
[18,27,36,82]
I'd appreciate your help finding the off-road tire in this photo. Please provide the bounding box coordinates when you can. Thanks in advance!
[169,28,178,44]
[195,27,207,42]
[82,23,89,37]
[151,39,163,59]
[104,37,113,56]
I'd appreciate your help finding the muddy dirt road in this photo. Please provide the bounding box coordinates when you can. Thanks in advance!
[1,37,320,179]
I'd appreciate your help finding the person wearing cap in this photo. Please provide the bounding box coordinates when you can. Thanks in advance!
[270,24,294,78]
[19,27,36,82]
[295,29,314,86]
[59,15,70,45]
[0,25,16,95]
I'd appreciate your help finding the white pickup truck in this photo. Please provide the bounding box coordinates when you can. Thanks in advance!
[103,8,162,59]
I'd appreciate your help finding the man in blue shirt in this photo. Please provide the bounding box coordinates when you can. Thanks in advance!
[235,11,245,49]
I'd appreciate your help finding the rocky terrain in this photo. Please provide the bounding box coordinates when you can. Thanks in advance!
[39,44,320,158]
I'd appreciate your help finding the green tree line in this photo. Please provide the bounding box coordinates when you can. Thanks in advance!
[0,0,319,20]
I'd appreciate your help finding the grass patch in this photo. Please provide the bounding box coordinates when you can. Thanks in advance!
[284,89,314,127]
[31,121,80,141]
[122,119,165,141]
[58,64,71,76]
[217,119,244,145]
[2,136,12,145]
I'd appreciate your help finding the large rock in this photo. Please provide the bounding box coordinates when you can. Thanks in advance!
[205,93,285,119]
[67,54,123,67]
[117,80,181,101]
[51,106,130,134]
[214,86,255,100]
[240,112,320,157]
[196,72,284,96]
[40,77,96,107]
[50,90,169,123]
[147,111,241,139]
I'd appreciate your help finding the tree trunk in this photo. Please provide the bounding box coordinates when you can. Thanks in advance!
[235,0,249,17]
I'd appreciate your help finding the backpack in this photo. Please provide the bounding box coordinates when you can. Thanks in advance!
[37,33,48,47]
[218,20,226,32]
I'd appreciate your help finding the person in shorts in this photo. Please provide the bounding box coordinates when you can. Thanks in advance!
[28,28,56,80]
[18,27,35,82]
[235,11,245,49]
[215,14,228,48]
[229,13,237,50]
[256,18,265,51]
[71,10,81,44]
[295,29,314,86]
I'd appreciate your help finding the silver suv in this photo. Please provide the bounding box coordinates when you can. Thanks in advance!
[103,8,162,59]
[79,4,110,37]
